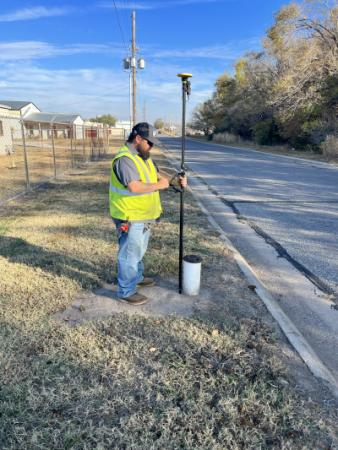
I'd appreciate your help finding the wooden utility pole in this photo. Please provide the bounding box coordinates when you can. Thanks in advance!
[123,11,145,127]
[132,11,136,126]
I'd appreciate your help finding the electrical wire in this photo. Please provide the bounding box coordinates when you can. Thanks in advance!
[121,0,131,49]
[112,0,128,53]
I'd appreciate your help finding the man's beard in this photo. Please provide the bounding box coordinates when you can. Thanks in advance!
[136,144,150,160]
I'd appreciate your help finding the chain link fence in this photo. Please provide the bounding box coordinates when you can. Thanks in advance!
[0,114,125,203]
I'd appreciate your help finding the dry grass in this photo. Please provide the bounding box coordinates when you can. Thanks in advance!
[0,147,337,449]
[212,132,243,145]
[321,135,338,161]
[0,136,115,203]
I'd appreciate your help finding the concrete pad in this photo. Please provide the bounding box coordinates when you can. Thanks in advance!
[53,278,216,325]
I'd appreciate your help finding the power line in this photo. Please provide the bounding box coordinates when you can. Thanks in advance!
[122,0,129,14]
[112,0,128,52]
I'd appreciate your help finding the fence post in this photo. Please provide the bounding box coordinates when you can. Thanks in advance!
[70,125,74,168]
[20,118,30,190]
[39,122,44,150]
[51,124,57,178]
[98,127,101,159]
[91,126,94,160]
[9,127,17,168]
[74,125,77,165]
[82,125,86,161]
[104,127,107,155]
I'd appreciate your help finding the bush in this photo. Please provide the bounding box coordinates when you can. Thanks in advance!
[212,132,241,144]
[320,135,338,160]
[295,120,327,152]
[251,119,280,145]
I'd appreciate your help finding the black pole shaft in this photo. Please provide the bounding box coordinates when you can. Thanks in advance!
[179,80,186,294]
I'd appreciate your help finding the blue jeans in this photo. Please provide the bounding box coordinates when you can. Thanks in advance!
[113,220,150,298]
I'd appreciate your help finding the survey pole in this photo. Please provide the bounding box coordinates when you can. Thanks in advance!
[177,73,192,294]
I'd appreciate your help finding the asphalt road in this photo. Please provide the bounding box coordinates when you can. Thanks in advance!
[161,137,338,296]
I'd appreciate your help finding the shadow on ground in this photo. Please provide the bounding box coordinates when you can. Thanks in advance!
[0,236,99,287]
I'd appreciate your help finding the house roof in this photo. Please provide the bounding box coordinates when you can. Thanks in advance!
[0,100,36,110]
[23,112,83,125]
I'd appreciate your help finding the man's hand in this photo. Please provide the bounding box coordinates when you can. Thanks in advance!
[179,175,187,189]
[157,177,169,190]
[169,172,188,192]
[128,177,169,194]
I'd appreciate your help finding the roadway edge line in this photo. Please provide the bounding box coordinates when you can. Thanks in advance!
[163,147,338,400]
[185,137,338,170]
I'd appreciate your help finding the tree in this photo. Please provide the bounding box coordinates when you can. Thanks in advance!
[89,114,117,127]
[191,0,337,150]
[212,56,275,140]
[264,1,338,147]
[190,99,217,138]
[154,118,164,130]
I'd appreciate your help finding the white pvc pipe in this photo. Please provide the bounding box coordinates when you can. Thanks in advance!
[183,255,202,296]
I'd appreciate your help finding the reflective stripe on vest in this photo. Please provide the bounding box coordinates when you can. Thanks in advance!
[109,182,148,196]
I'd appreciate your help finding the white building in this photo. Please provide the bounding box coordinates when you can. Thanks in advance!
[84,120,127,140]
[0,100,40,137]
[115,120,131,135]
[24,112,84,139]
[0,100,86,141]
[0,104,15,155]
[0,100,40,118]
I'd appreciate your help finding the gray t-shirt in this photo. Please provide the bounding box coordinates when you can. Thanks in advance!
[114,155,158,187]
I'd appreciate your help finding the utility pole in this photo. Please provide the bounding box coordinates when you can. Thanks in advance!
[131,11,136,126]
[143,100,146,122]
[123,11,145,128]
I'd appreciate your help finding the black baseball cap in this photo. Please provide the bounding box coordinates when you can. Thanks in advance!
[130,122,161,146]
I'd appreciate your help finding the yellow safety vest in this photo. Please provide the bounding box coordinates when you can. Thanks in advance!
[109,145,162,221]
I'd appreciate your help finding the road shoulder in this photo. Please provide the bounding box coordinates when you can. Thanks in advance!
[187,136,338,168]
[163,146,338,403]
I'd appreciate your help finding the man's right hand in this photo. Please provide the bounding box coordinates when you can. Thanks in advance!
[128,177,169,194]
[157,177,169,190]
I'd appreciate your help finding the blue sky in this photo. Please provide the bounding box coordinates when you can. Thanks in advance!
[0,0,288,123]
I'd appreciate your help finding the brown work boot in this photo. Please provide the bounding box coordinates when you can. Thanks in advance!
[119,292,148,305]
[137,277,155,287]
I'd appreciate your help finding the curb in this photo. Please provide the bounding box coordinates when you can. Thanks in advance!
[164,147,338,400]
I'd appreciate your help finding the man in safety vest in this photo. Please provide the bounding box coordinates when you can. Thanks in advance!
[110,122,187,305]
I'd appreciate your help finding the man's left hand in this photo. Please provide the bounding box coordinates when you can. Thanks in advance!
[179,175,188,188]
